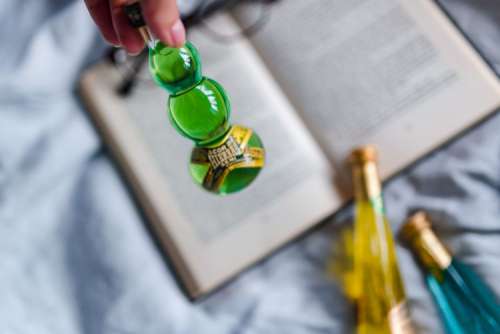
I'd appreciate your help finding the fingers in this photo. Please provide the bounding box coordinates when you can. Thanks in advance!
[85,0,186,54]
[142,0,186,47]
[110,0,145,54]
[84,0,119,45]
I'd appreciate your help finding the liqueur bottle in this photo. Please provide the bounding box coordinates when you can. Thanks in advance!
[401,212,500,334]
[350,146,415,334]
[124,3,265,194]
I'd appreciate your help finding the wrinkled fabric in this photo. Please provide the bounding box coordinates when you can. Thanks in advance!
[0,1,499,333]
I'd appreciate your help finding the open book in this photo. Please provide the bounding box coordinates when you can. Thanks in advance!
[79,0,500,299]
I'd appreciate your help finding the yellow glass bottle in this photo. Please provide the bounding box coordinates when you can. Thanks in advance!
[350,146,415,334]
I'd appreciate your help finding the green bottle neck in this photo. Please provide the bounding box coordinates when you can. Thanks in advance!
[168,77,203,97]
[195,126,232,147]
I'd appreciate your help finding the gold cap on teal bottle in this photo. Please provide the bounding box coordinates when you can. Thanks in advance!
[401,211,452,271]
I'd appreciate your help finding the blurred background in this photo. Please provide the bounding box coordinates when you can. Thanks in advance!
[1,0,500,333]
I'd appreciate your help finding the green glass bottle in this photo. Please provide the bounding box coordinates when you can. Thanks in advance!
[401,212,500,334]
[124,3,265,194]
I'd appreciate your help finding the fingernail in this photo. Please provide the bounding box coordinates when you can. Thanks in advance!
[127,47,144,56]
[128,51,141,56]
[169,19,186,47]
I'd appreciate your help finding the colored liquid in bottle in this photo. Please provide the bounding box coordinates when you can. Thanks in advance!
[149,42,265,194]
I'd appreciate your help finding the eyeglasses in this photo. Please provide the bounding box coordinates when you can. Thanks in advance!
[185,0,277,42]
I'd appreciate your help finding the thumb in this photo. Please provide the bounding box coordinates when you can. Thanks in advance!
[141,0,186,47]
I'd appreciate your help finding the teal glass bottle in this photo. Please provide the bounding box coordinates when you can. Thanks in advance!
[402,212,500,334]
[124,3,264,194]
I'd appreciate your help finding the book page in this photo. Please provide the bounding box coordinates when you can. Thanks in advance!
[233,0,500,188]
[81,14,340,295]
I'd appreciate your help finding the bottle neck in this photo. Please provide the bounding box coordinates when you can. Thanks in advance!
[139,27,155,48]
[123,2,155,48]
[408,227,452,272]
[352,160,382,201]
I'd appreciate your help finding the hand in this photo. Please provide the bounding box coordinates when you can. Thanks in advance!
[84,0,186,54]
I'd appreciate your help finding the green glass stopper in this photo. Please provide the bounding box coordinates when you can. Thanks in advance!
[148,41,265,194]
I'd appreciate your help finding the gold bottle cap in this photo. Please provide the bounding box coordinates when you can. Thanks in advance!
[349,145,378,165]
[350,145,381,200]
[401,211,452,270]
[400,211,431,240]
